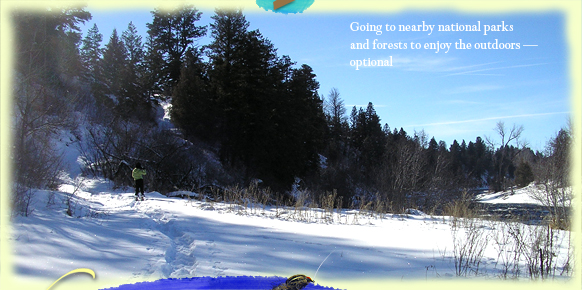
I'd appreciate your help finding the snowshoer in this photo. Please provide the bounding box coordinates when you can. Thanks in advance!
[272,274,314,290]
[132,162,146,201]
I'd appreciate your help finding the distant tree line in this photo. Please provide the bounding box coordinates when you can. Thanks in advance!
[11,5,572,215]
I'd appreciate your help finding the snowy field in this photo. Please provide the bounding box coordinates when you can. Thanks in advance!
[8,175,574,290]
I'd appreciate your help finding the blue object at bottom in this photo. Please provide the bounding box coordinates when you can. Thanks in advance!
[100,276,340,290]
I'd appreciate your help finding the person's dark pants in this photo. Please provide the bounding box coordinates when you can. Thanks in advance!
[135,179,144,196]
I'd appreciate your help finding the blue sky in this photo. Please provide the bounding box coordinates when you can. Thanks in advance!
[82,5,571,152]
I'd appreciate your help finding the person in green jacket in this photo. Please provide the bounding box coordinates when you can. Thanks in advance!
[132,162,146,201]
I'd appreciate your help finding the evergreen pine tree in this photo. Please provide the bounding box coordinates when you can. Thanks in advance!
[119,22,153,121]
[323,88,349,167]
[171,49,215,140]
[202,9,327,189]
[515,161,534,188]
[206,9,272,174]
[277,64,327,183]
[348,102,386,187]
[146,5,206,95]
[99,29,127,110]
[80,23,103,82]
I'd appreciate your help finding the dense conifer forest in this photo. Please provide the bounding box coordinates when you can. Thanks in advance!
[12,5,571,215]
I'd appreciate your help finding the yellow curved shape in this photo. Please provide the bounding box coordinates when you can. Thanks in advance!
[46,268,96,290]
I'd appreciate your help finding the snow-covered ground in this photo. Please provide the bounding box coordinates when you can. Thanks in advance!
[8,175,573,290]
[476,184,546,205]
[7,118,574,289]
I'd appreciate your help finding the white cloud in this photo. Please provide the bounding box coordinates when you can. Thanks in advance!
[444,84,505,95]
[406,111,570,127]
[393,55,457,72]
[443,62,550,76]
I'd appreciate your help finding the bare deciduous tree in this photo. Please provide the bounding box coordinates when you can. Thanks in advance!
[530,127,572,229]
[486,121,525,192]
[486,121,525,149]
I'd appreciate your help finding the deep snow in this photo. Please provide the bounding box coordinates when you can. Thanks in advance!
[9,174,573,290]
[13,179,456,281]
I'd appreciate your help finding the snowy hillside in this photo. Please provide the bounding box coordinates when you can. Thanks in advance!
[10,174,573,289]
[476,184,546,205]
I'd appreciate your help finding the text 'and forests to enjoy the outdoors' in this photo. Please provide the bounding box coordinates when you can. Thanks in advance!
[349,20,529,70]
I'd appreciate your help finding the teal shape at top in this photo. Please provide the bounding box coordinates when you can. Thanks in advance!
[256,0,315,14]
